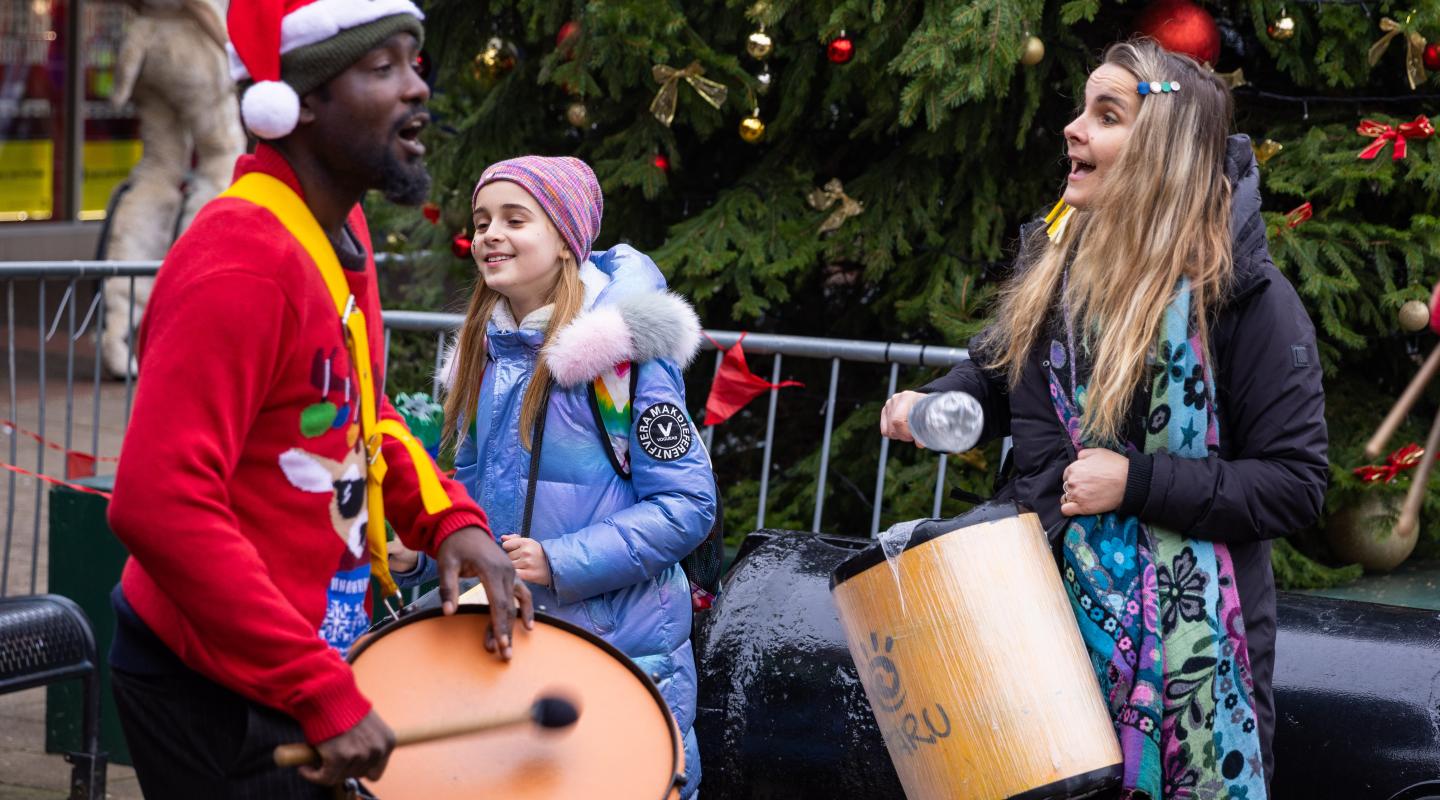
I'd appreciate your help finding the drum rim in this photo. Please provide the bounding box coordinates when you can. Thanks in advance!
[348,604,687,799]
[827,500,1026,589]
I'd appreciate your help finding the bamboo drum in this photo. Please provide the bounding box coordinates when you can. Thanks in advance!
[830,505,1121,800]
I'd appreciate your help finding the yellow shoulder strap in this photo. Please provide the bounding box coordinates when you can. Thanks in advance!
[221,172,452,609]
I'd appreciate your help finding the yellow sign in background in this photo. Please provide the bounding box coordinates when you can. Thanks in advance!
[0,139,143,221]
[0,140,54,220]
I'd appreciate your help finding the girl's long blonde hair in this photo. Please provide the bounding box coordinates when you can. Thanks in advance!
[442,239,585,451]
[978,39,1235,444]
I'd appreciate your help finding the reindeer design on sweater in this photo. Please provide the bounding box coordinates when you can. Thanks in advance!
[278,439,367,558]
[278,436,372,652]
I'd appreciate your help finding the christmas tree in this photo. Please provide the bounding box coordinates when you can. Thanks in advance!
[373,0,1440,585]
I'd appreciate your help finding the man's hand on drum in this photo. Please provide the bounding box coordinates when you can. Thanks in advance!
[300,710,394,786]
[436,526,535,660]
[880,390,924,446]
[1060,448,1128,517]
[499,534,552,586]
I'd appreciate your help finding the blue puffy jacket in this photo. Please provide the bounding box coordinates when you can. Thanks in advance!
[413,245,716,795]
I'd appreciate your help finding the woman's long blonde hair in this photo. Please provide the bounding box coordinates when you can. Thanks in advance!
[442,235,585,451]
[978,39,1235,444]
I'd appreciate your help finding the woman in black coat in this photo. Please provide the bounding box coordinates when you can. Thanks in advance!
[882,41,1326,798]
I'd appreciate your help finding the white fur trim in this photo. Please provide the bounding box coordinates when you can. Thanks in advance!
[228,0,423,82]
[579,260,610,308]
[543,290,703,387]
[545,307,633,387]
[241,80,301,139]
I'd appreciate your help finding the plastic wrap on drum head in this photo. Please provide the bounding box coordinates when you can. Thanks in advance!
[830,504,1122,800]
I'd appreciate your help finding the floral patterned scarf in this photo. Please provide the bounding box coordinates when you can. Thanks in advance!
[1047,277,1267,799]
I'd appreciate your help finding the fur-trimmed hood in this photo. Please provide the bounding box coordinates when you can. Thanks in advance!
[438,244,702,389]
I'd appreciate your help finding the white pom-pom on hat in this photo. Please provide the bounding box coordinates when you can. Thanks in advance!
[241,80,301,140]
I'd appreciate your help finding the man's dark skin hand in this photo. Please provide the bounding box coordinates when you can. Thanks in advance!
[270,31,533,787]
[435,526,536,659]
[299,710,394,786]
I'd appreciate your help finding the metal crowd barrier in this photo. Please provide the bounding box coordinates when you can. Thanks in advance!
[1,261,968,597]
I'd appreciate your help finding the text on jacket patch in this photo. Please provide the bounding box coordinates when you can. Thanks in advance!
[637,403,693,461]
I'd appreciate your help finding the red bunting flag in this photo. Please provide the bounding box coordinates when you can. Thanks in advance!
[702,333,804,427]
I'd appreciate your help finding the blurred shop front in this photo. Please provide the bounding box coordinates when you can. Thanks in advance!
[1,0,138,260]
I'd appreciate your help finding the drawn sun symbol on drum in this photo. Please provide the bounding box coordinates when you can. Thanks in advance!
[865,632,906,712]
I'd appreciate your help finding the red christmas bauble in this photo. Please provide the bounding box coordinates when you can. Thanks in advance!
[653,154,670,172]
[452,232,473,260]
[556,20,580,48]
[827,35,854,64]
[1425,42,1440,73]
[1133,0,1221,66]
[421,202,440,225]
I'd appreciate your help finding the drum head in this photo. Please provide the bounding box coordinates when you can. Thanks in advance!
[349,606,682,800]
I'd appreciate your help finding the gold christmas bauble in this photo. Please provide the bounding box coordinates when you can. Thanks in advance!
[739,112,766,143]
[566,101,590,128]
[746,30,774,60]
[1267,15,1296,41]
[472,37,517,81]
[1020,34,1045,66]
[1400,299,1430,332]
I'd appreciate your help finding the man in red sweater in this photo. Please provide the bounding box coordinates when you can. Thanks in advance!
[105,1,532,795]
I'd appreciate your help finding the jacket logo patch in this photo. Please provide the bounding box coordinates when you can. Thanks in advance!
[637,403,692,462]
[1291,344,1310,368]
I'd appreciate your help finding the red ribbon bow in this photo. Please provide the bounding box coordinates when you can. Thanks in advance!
[1356,115,1435,161]
[1353,443,1427,483]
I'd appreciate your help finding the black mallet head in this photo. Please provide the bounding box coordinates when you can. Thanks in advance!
[532,695,580,729]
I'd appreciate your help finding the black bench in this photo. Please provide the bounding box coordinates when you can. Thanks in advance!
[0,594,106,800]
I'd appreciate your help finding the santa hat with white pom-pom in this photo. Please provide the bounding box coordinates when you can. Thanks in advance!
[227,0,424,140]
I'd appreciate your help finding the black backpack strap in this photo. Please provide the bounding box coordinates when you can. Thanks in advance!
[521,382,553,538]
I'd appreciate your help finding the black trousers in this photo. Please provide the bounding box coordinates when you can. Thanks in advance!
[108,584,334,800]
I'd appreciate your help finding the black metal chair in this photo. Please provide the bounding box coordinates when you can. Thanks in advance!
[0,594,106,800]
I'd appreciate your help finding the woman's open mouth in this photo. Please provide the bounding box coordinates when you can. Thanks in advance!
[1068,157,1096,181]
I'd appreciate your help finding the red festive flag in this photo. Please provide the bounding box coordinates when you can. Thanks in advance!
[703,334,803,427]
[65,451,97,479]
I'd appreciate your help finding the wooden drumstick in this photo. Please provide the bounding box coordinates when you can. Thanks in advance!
[273,695,580,769]
[1366,346,1440,461]
[1396,405,1440,538]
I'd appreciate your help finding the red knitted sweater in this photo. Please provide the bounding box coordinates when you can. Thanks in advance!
[109,146,487,743]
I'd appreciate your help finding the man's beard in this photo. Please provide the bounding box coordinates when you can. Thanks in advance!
[378,149,431,206]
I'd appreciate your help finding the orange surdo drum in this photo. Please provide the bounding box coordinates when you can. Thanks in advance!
[343,605,685,800]
[829,501,1122,800]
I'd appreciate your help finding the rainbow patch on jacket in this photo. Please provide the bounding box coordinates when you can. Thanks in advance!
[593,362,633,473]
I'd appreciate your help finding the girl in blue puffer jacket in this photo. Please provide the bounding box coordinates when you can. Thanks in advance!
[400,155,716,797]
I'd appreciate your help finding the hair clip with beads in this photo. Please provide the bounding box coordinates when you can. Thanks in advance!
[1137,81,1180,96]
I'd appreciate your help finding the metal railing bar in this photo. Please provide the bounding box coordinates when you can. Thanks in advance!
[432,331,445,400]
[932,454,948,519]
[378,312,970,369]
[756,353,782,530]
[123,277,135,423]
[0,262,162,278]
[4,281,16,595]
[32,281,46,592]
[90,280,102,465]
[812,358,840,533]
[702,329,967,367]
[701,349,722,451]
[871,362,900,537]
[64,278,76,473]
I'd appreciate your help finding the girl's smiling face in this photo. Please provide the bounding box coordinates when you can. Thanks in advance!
[1061,63,1142,209]
[471,180,570,315]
